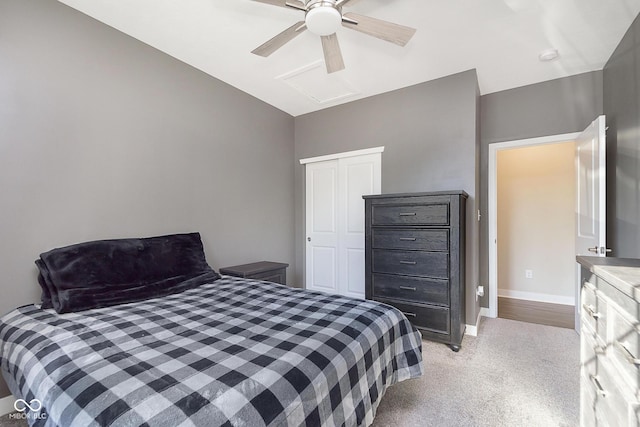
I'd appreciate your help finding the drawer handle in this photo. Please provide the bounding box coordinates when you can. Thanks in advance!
[582,304,601,319]
[399,286,417,291]
[590,375,606,397]
[402,311,417,318]
[399,237,417,241]
[399,261,417,265]
[399,212,416,216]
[616,341,640,366]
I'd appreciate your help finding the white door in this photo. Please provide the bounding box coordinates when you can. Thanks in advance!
[305,151,382,298]
[575,115,607,257]
[575,115,607,331]
[338,154,381,298]
[305,160,339,295]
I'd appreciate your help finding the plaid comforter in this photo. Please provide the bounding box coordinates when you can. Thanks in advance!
[0,276,423,427]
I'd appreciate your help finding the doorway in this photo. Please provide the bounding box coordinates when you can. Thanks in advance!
[495,141,577,328]
[489,133,580,327]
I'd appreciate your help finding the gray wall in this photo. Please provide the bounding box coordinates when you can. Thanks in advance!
[0,0,294,396]
[294,70,481,326]
[603,12,640,258]
[479,71,604,307]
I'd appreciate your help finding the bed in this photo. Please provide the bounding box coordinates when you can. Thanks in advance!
[0,233,423,427]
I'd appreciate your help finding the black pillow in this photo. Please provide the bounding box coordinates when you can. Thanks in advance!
[36,232,219,313]
[35,259,57,309]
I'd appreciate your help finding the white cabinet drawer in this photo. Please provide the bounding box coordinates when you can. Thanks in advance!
[581,371,597,427]
[594,359,640,427]
[578,259,640,427]
[609,304,640,396]
[582,280,608,343]
[581,325,604,379]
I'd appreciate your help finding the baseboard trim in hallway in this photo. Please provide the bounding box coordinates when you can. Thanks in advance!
[498,296,574,329]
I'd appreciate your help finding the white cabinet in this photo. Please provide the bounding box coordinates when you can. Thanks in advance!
[578,257,640,427]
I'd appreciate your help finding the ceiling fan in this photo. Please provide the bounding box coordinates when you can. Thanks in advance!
[251,0,417,73]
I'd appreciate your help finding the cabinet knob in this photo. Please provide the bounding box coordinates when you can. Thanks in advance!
[307,237,311,242]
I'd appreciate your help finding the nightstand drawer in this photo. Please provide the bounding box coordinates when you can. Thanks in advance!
[372,204,449,226]
[373,249,448,279]
[250,270,286,284]
[372,229,449,251]
[373,273,449,305]
[220,261,288,285]
[378,299,450,335]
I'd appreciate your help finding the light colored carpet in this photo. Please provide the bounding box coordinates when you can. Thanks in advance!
[372,317,580,427]
[0,413,26,427]
[0,317,579,427]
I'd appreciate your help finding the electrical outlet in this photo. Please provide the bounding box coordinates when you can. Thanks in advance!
[525,269,533,279]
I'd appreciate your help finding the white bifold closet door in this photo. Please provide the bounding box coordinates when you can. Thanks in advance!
[305,152,381,299]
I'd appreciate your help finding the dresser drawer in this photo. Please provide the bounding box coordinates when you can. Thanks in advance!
[581,371,597,427]
[593,359,640,427]
[372,229,449,251]
[379,299,450,335]
[609,305,640,394]
[581,324,604,379]
[372,204,449,226]
[372,273,449,305]
[582,280,608,342]
[373,250,448,279]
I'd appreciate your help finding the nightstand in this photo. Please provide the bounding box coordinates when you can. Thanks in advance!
[219,261,289,285]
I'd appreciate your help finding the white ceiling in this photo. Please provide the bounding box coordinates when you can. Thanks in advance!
[56,0,640,117]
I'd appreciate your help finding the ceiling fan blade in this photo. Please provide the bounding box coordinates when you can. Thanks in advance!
[252,21,307,57]
[335,0,357,7]
[321,34,345,74]
[342,12,416,47]
[252,0,304,8]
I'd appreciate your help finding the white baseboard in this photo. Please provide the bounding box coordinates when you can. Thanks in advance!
[466,310,482,337]
[466,307,490,337]
[0,395,15,416]
[497,289,575,306]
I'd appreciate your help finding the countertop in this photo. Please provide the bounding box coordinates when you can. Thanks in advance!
[576,256,640,302]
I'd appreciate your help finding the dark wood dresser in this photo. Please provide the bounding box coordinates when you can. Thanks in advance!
[219,261,288,285]
[363,191,467,351]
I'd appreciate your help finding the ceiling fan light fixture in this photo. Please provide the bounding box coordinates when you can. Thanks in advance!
[305,6,342,36]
